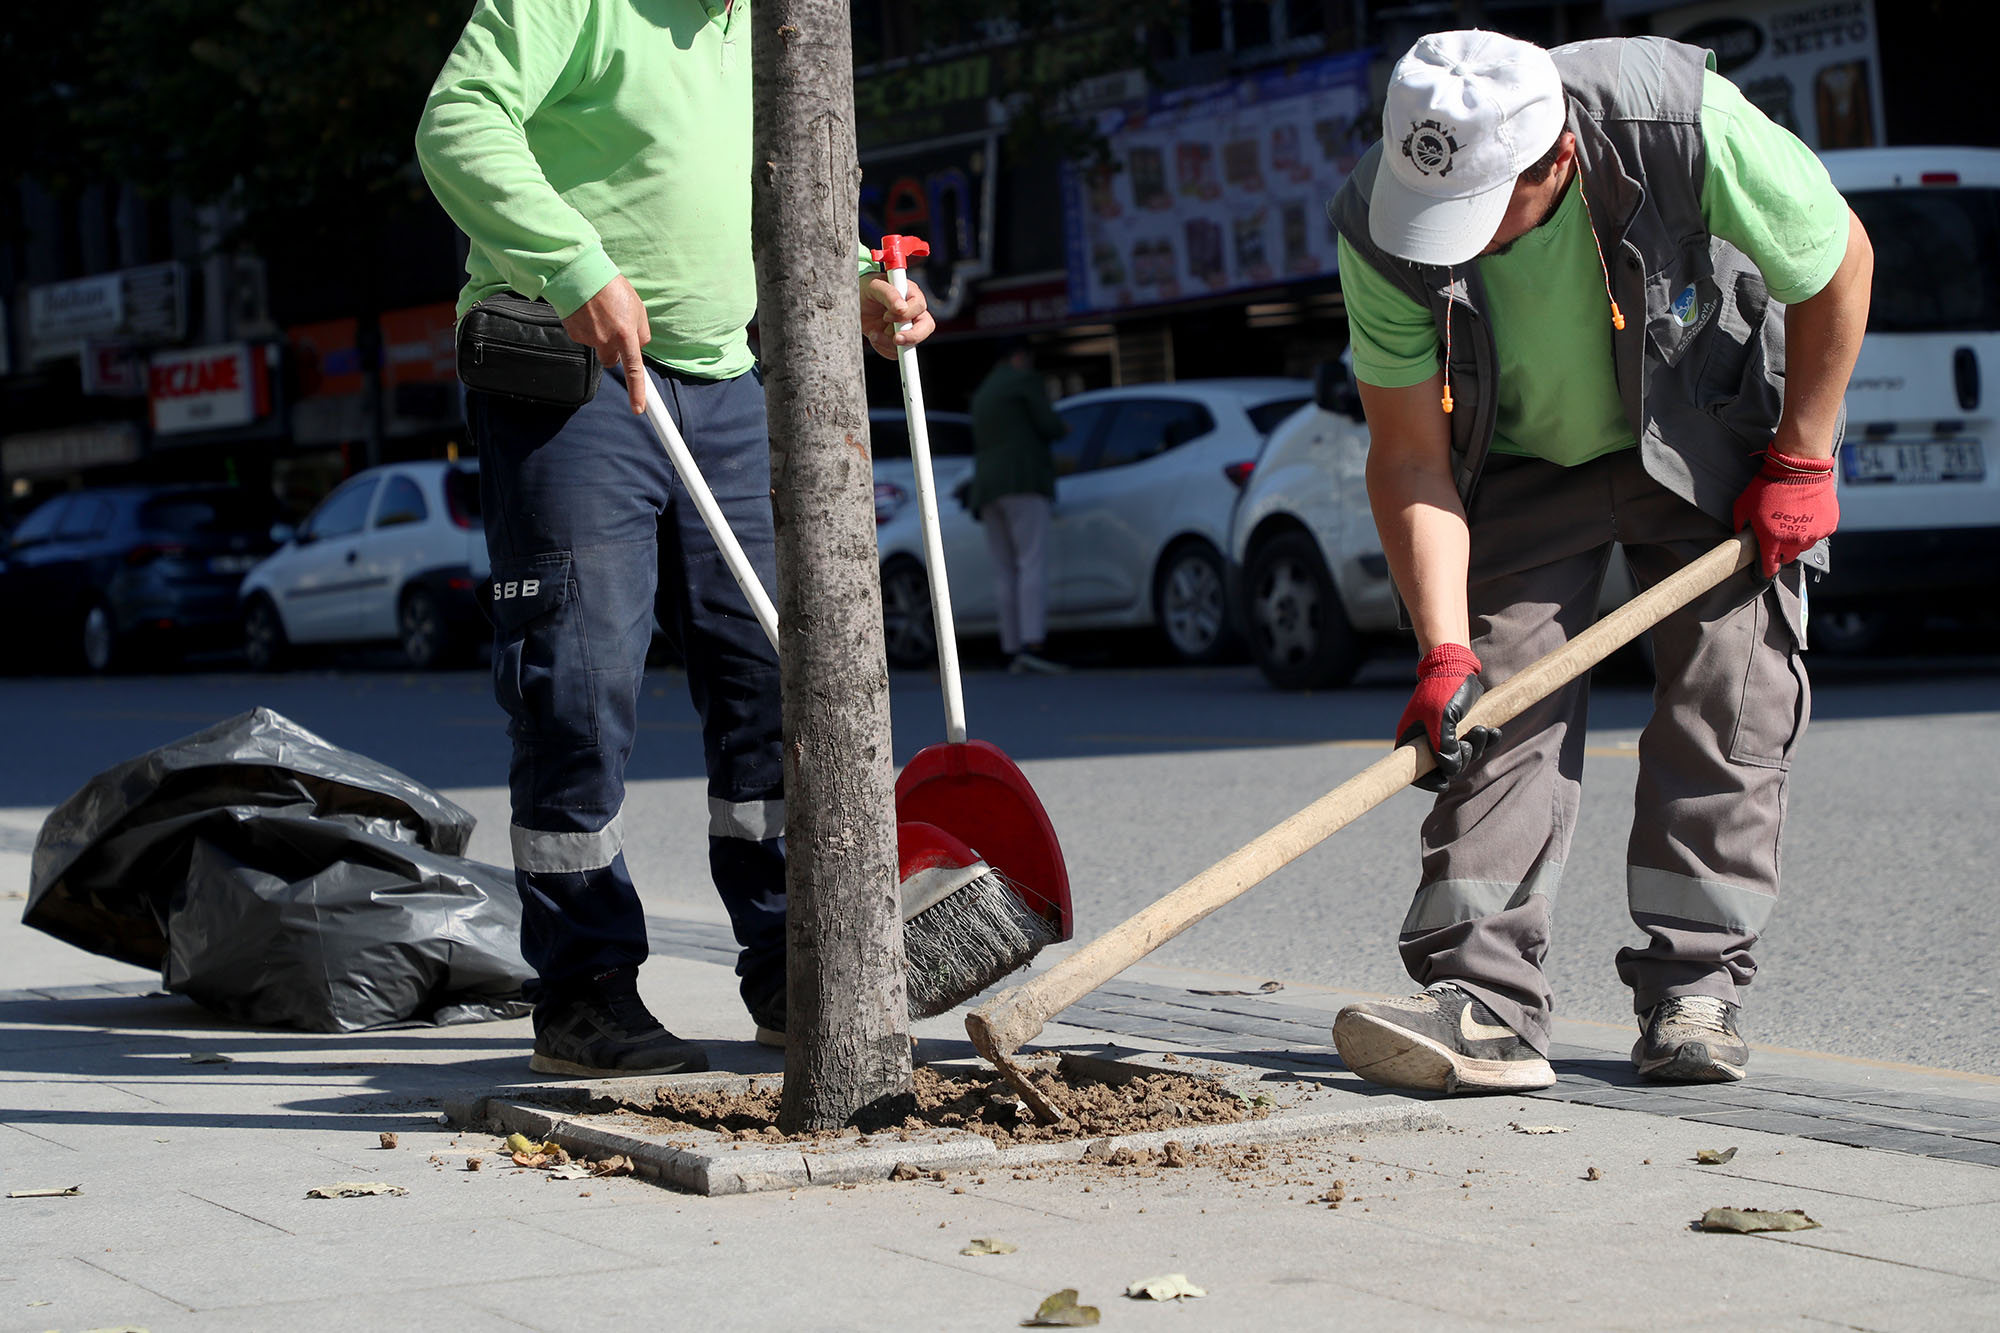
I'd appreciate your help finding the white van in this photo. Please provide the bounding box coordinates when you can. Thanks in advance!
[1815,148,2000,650]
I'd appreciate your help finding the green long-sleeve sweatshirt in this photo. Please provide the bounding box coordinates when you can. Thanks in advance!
[416,0,757,379]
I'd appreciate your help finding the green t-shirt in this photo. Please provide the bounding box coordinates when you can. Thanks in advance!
[1339,69,1850,466]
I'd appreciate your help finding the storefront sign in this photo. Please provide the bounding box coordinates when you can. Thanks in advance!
[24,262,185,364]
[149,343,271,435]
[289,317,365,401]
[1,422,143,479]
[1654,0,1886,148]
[80,341,147,397]
[1061,50,1373,315]
[380,303,458,388]
[862,135,997,320]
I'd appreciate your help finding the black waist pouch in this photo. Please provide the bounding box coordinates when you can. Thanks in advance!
[456,292,600,408]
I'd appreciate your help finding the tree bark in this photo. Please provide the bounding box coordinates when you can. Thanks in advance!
[752,0,913,1133]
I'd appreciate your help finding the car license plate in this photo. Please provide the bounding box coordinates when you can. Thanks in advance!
[209,554,259,574]
[1842,438,1984,485]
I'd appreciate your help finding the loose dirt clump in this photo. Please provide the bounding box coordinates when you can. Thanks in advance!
[629,1064,1266,1147]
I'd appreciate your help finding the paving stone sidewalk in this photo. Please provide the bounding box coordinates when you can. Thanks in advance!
[4,906,1997,1332]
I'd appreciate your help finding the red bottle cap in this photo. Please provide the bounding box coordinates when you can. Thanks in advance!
[870,234,931,270]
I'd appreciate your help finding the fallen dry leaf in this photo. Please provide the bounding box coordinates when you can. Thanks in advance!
[1584,1167,1603,1181]
[1126,1274,1206,1301]
[7,1185,81,1198]
[591,1155,634,1177]
[1022,1289,1100,1327]
[547,1163,593,1181]
[378,1133,399,1150]
[1699,1206,1820,1234]
[184,1052,233,1065]
[1695,1147,1738,1165]
[512,1152,550,1169]
[890,1162,922,1181]
[305,1182,407,1199]
[961,1238,1018,1256]
[1508,1122,1568,1135]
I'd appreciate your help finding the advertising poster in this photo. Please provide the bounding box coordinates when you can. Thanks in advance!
[1062,50,1374,315]
[1655,0,1886,149]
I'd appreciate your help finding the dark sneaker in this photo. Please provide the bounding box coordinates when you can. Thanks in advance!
[1332,983,1555,1094]
[747,984,786,1050]
[529,971,709,1078]
[1007,650,1068,675]
[1633,995,1747,1083]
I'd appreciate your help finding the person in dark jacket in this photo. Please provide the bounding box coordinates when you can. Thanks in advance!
[969,341,1069,674]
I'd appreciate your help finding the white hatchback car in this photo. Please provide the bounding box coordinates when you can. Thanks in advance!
[876,378,1312,668]
[240,460,489,670]
[1811,147,2000,651]
[1230,357,1648,690]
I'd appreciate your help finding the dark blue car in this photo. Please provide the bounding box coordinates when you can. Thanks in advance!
[0,485,276,672]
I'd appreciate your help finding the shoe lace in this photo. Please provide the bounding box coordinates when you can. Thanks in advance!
[1658,995,1731,1033]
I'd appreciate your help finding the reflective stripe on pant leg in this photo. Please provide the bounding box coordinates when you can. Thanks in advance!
[512,812,625,874]
[708,797,785,841]
[1402,862,1565,933]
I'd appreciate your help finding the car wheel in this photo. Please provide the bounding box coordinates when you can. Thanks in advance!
[880,557,937,670]
[80,603,120,675]
[243,596,290,672]
[1154,541,1235,665]
[1244,530,1364,690]
[399,586,449,670]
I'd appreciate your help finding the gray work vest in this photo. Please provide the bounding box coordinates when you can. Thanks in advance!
[1329,36,1830,570]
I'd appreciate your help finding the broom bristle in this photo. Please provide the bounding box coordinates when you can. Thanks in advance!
[904,870,1058,1020]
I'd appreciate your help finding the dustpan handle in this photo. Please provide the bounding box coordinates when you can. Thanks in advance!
[640,371,781,650]
[880,241,968,744]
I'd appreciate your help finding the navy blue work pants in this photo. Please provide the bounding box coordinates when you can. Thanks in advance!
[467,363,785,1012]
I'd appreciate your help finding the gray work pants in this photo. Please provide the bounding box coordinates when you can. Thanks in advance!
[982,492,1052,654]
[1400,448,1809,1053]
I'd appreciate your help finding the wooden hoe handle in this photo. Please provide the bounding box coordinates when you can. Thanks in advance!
[966,533,1757,1065]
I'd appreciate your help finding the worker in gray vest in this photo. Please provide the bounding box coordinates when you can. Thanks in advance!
[1325,31,1872,1092]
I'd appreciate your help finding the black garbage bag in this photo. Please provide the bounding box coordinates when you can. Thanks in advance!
[24,706,532,1031]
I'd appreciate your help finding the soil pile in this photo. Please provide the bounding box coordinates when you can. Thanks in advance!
[632,1063,1267,1146]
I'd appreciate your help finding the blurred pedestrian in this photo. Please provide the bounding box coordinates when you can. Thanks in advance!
[969,340,1069,674]
[1324,31,1871,1093]
[415,0,932,1078]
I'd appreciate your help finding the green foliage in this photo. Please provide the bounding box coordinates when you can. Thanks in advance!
[68,0,471,251]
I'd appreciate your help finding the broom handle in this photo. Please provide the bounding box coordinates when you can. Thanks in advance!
[885,255,968,744]
[641,371,780,650]
[966,532,1757,1063]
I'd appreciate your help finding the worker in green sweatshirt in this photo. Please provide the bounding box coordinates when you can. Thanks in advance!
[416,0,933,1079]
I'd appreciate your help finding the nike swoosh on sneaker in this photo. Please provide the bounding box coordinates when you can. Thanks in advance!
[1460,1003,1520,1044]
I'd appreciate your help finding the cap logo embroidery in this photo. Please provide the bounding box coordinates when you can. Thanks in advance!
[1401,119,1460,177]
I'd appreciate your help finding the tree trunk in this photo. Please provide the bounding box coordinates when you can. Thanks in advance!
[752,0,913,1133]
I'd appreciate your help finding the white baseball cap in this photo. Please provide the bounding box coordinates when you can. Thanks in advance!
[1369,30,1567,266]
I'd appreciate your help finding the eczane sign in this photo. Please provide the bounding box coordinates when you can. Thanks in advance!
[149,343,270,435]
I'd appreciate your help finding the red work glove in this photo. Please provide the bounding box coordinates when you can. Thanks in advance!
[1397,643,1499,793]
[1732,447,1839,578]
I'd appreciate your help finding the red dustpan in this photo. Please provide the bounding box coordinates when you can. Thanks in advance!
[896,740,1071,941]
[875,233,1072,944]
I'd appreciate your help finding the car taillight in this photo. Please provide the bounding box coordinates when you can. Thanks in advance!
[874,481,908,525]
[446,477,476,529]
[447,576,475,592]
[1921,172,1959,185]
[1223,461,1256,489]
[125,543,187,567]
